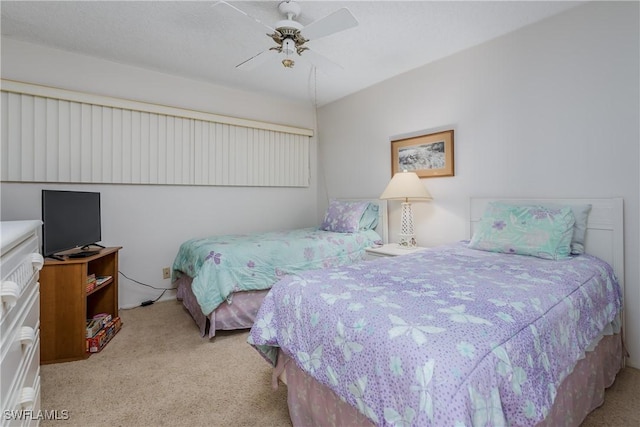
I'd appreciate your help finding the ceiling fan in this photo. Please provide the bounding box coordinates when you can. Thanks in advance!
[215,1,358,71]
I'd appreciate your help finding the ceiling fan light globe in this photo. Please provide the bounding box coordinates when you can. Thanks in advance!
[282,58,295,68]
[282,38,297,55]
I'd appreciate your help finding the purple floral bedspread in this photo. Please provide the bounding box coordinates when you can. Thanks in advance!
[249,242,622,426]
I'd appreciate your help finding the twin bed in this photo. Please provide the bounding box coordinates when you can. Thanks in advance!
[248,197,625,426]
[172,199,388,338]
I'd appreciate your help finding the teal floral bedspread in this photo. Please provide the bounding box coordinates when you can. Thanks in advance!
[172,227,382,316]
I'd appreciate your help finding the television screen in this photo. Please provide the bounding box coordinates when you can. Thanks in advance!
[42,190,102,257]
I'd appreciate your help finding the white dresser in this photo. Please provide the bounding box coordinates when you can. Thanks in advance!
[1,221,43,427]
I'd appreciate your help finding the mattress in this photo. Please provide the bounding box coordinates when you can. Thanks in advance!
[249,242,623,426]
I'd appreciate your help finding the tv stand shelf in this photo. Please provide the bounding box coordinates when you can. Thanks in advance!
[39,246,122,364]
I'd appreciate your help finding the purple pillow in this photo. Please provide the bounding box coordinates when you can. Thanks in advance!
[320,200,370,233]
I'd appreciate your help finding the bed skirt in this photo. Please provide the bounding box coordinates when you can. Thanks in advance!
[175,275,269,338]
[277,333,623,427]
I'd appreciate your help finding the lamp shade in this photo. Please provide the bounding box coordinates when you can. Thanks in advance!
[380,171,432,201]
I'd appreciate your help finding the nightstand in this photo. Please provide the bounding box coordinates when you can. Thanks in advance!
[365,244,426,260]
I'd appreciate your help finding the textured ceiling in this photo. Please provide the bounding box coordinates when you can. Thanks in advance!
[1,1,582,106]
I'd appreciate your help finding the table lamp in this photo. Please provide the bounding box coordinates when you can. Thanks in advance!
[380,170,432,247]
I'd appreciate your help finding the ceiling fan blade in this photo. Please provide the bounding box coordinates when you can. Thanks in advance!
[301,8,358,41]
[213,1,276,34]
[236,49,279,71]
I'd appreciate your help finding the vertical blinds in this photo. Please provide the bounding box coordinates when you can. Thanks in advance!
[1,80,312,187]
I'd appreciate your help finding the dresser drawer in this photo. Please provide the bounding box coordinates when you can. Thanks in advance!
[1,346,40,427]
[1,234,39,282]
[0,285,39,407]
[27,376,42,427]
[3,375,42,427]
[1,233,43,325]
[0,273,39,350]
[1,335,40,427]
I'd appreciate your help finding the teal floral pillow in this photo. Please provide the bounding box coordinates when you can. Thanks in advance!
[320,200,371,233]
[359,203,379,231]
[469,202,575,260]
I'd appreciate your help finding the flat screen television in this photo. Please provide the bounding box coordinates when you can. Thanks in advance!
[42,190,102,258]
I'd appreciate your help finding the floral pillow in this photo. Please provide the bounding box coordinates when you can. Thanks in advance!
[476,202,592,255]
[320,200,371,233]
[468,202,575,260]
[566,204,591,255]
[359,203,379,231]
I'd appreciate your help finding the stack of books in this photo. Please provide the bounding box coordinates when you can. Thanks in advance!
[95,275,111,286]
[86,273,96,293]
[86,275,112,293]
[86,314,122,353]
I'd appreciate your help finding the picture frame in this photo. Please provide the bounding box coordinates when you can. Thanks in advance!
[390,129,454,178]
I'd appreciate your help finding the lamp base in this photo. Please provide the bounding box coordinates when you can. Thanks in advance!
[398,234,418,248]
[398,202,418,248]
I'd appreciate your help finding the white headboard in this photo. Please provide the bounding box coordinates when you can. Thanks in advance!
[469,198,625,294]
[338,198,388,244]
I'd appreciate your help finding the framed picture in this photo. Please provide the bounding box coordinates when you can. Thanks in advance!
[391,129,454,178]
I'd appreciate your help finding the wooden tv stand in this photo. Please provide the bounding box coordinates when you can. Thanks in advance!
[39,246,122,364]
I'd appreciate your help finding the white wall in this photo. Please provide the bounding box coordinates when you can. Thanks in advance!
[1,38,318,308]
[318,2,640,368]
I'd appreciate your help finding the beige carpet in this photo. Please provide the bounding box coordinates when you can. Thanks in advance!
[41,300,639,427]
[41,300,290,427]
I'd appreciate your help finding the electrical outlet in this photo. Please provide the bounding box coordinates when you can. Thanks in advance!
[162,267,171,280]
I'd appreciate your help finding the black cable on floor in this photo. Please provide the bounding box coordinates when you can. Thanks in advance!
[118,270,176,306]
